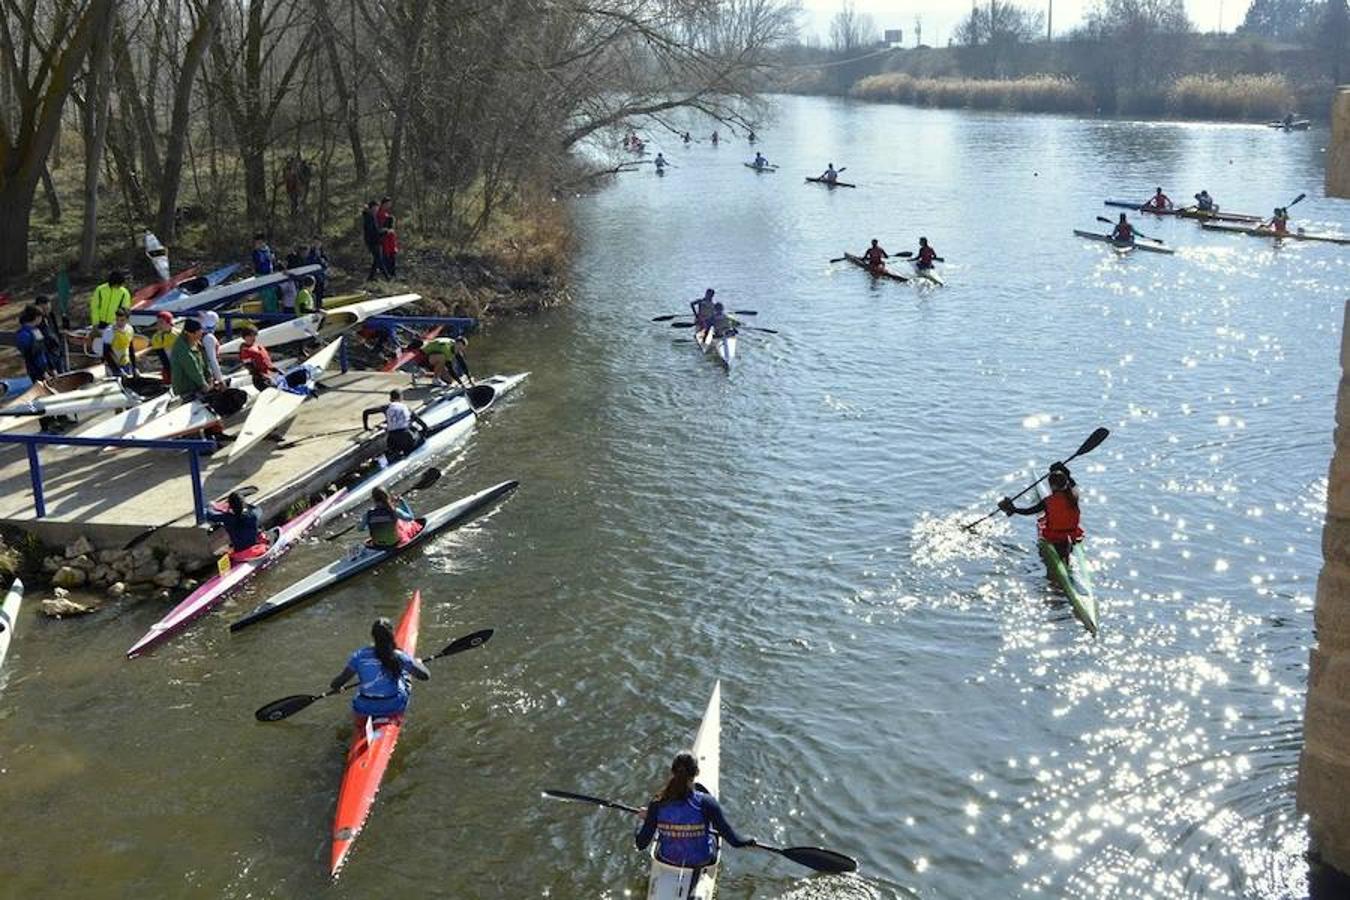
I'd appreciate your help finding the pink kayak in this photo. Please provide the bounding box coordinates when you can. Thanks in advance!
[126,490,347,657]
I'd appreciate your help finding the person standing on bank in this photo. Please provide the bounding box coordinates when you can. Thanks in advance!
[362,200,386,282]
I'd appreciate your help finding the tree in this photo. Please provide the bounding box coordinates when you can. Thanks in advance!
[1315,0,1348,81]
[829,0,877,53]
[954,1,1045,45]
[1087,0,1191,36]
[1238,0,1315,40]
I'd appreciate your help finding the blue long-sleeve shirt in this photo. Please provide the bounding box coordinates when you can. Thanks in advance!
[16,324,50,381]
[635,792,751,858]
[205,505,262,551]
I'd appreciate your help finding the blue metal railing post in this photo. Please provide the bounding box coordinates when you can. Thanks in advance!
[188,450,206,523]
[25,442,45,519]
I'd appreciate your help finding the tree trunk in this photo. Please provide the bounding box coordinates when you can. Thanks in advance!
[40,165,61,222]
[314,0,367,180]
[80,4,116,276]
[156,0,223,240]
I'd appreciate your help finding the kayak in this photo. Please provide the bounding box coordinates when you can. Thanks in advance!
[141,263,242,310]
[72,370,253,441]
[647,680,722,900]
[1073,230,1176,255]
[381,326,442,372]
[1103,200,1261,224]
[125,490,347,657]
[227,340,343,461]
[0,578,23,681]
[843,252,907,282]
[910,262,944,286]
[0,377,167,421]
[131,264,203,309]
[743,163,777,173]
[1268,120,1310,130]
[805,176,856,188]
[144,231,171,282]
[330,590,421,877]
[1199,222,1350,245]
[130,265,322,324]
[694,326,735,371]
[1037,520,1098,636]
[119,386,254,441]
[317,373,527,526]
[229,480,519,631]
[217,293,420,354]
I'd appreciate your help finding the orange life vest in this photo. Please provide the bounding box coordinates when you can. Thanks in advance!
[1040,491,1083,543]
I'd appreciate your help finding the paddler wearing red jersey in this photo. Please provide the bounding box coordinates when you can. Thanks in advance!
[862,239,888,271]
[1111,213,1134,243]
[999,464,1084,559]
[1267,207,1289,235]
[635,752,756,870]
[915,237,937,269]
[1142,187,1172,210]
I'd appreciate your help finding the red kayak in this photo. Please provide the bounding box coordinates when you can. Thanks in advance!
[131,265,202,309]
[380,325,442,373]
[330,590,422,877]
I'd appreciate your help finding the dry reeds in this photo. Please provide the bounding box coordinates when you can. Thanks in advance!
[1164,73,1295,120]
[851,73,1095,114]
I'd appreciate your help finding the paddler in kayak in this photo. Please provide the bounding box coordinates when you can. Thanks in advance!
[913,237,938,271]
[1193,190,1216,213]
[149,311,179,383]
[635,751,757,873]
[861,239,889,274]
[1141,187,1173,211]
[1110,213,1135,245]
[751,151,770,170]
[690,289,716,336]
[998,463,1083,563]
[1264,207,1291,235]
[654,153,668,174]
[362,388,429,462]
[362,487,423,547]
[820,163,839,184]
[204,491,271,561]
[101,307,138,378]
[329,615,430,722]
[710,303,739,338]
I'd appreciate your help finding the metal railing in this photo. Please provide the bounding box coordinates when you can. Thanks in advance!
[0,432,217,522]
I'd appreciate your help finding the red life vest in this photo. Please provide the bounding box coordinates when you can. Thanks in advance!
[1040,491,1083,543]
[917,246,936,266]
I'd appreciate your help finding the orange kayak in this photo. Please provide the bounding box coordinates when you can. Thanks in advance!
[330,590,422,877]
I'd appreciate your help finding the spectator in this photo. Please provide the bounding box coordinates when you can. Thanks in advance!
[32,295,65,372]
[362,200,385,282]
[382,214,400,279]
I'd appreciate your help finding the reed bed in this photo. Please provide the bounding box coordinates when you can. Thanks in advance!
[851,73,1095,114]
[1164,73,1295,120]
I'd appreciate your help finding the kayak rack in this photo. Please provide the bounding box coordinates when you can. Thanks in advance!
[0,432,216,521]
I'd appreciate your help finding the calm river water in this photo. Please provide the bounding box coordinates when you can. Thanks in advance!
[2,96,1348,898]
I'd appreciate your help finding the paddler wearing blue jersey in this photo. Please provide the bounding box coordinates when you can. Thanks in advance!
[635,751,756,869]
[329,616,430,720]
[204,492,270,560]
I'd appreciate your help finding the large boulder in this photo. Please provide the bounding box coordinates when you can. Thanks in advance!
[52,566,87,589]
[152,569,181,588]
[64,536,93,559]
[41,593,100,617]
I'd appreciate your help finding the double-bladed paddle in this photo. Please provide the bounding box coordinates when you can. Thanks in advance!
[540,789,859,874]
[1095,216,1165,244]
[323,466,442,541]
[895,250,947,262]
[671,322,777,334]
[962,427,1110,531]
[254,627,494,722]
[652,310,756,322]
[124,485,259,550]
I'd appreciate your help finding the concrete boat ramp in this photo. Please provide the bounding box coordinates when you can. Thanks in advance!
[0,370,438,556]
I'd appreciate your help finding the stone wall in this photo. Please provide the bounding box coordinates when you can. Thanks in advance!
[1331,87,1350,200]
[1298,300,1350,881]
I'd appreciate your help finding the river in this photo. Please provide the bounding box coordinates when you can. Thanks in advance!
[1,96,1347,898]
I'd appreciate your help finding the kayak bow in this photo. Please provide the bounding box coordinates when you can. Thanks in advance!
[1037,520,1099,635]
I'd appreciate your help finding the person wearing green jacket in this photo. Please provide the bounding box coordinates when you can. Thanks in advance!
[170,320,210,398]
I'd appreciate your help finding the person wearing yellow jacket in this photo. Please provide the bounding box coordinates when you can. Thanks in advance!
[101,308,138,378]
[88,270,132,356]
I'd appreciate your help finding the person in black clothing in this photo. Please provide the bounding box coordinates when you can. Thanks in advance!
[31,295,65,372]
[304,242,329,305]
[362,200,385,282]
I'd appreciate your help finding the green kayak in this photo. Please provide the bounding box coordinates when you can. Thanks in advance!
[1037,523,1098,635]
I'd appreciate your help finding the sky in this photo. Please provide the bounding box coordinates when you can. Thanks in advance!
[799,0,1256,47]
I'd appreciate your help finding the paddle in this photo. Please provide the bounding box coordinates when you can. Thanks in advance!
[651,311,756,322]
[739,326,778,334]
[895,251,947,262]
[124,485,258,550]
[1095,216,1165,244]
[254,627,494,722]
[275,425,364,449]
[962,427,1110,531]
[1262,192,1308,227]
[541,789,859,874]
[324,467,442,541]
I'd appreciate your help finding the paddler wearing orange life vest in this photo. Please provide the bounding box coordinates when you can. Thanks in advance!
[914,237,938,271]
[1141,187,1173,211]
[1110,213,1135,244]
[634,752,757,875]
[1265,207,1290,235]
[998,463,1083,562]
[861,239,889,273]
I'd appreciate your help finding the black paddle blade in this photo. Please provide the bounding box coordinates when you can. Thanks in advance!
[731,310,757,316]
[1072,427,1110,459]
[429,628,494,661]
[671,322,696,329]
[411,467,442,491]
[542,788,643,814]
[769,844,859,874]
[651,314,679,322]
[255,693,322,722]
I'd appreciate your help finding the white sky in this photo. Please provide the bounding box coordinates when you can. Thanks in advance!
[800,0,1255,47]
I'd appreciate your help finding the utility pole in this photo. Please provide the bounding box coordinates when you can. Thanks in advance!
[1047,0,1053,41]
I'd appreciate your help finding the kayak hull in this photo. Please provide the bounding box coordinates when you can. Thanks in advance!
[647,681,721,899]
[1073,229,1176,255]
[805,176,857,188]
[126,491,346,656]
[1103,200,1261,223]
[843,252,907,281]
[230,480,519,631]
[226,340,342,461]
[1037,530,1098,635]
[330,590,421,877]
[1199,222,1350,245]
[0,577,23,678]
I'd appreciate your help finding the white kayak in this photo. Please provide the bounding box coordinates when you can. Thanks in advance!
[716,333,736,370]
[227,340,343,461]
[229,480,520,631]
[0,577,23,680]
[144,231,170,282]
[317,373,528,526]
[71,370,254,441]
[130,265,322,324]
[126,490,347,657]
[0,377,167,424]
[648,681,722,900]
[217,293,420,354]
[119,386,255,441]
